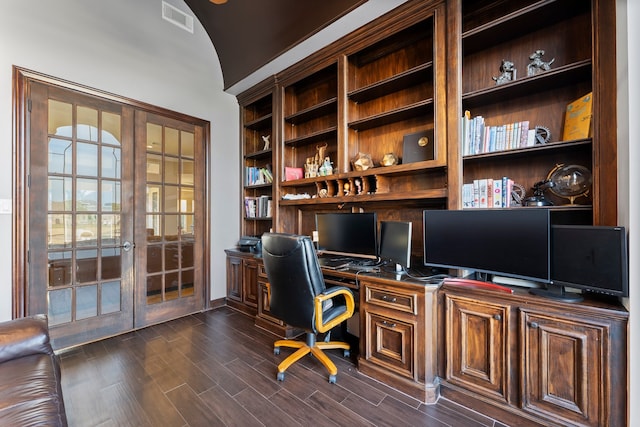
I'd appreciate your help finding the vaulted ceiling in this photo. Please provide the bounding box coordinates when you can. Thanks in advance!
[185,0,365,90]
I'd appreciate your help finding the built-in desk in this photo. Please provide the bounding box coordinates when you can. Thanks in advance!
[225,249,441,403]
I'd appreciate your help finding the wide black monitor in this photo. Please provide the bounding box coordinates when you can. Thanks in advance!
[548,225,628,298]
[423,209,551,284]
[315,212,378,259]
[379,221,412,273]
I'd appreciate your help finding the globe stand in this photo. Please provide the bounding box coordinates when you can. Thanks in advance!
[543,164,592,207]
[524,180,553,207]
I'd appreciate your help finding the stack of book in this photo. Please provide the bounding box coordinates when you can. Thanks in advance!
[462,177,516,209]
[245,166,273,186]
[244,195,272,218]
[461,112,536,155]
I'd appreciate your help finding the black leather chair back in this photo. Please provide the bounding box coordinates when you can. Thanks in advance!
[261,233,326,332]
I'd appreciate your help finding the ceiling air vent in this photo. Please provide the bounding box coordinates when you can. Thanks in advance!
[162,1,194,33]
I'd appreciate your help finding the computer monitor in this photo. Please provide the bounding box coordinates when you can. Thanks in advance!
[547,225,628,298]
[423,209,551,285]
[315,212,378,259]
[379,221,412,274]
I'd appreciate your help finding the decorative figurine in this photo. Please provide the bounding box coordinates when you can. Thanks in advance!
[526,50,555,76]
[352,152,373,171]
[381,153,398,166]
[492,59,516,85]
[534,125,551,144]
[304,156,318,178]
[261,134,270,150]
[319,157,333,176]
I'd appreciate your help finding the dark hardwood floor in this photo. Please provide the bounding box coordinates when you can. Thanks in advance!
[59,306,509,427]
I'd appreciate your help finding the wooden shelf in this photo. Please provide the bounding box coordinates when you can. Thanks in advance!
[463,139,591,161]
[280,162,445,188]
[284,127,337,147]
[462,0,591,55]
[348,99,434,131]
[280,188,447,206]
[244,148,273,160]
[284,97,337,125]
[348,62,433,103]
[462,60,592,109]
[244,113,272,131]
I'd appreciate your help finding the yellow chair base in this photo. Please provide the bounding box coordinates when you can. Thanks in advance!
[274,337,350,383]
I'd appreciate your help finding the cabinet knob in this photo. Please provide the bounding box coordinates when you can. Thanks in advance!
[493,314,502,321]
[381,295,397,303]
[530,322,539,329]
[381,321,397,328]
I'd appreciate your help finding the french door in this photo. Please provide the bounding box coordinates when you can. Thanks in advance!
[21,72,207,349]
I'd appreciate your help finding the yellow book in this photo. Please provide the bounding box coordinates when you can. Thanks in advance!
[562,92,593,140]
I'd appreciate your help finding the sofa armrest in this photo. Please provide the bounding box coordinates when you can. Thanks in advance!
[0,314,54,363]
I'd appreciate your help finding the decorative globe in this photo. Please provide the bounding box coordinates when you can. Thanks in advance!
[547,164,592,205]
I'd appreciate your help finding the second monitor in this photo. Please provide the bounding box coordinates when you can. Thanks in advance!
[379,220,412,274]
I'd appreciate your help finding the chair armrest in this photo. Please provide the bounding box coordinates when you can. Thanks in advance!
[314,286,355,333]
[0,314,54,363]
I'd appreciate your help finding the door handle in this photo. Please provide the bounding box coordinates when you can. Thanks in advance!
[121,241,135,252]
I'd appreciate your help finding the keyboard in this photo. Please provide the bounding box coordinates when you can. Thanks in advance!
[317,257,352,270]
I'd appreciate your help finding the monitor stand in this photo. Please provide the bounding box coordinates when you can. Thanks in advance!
[392,263,406,281]
[529,285,584,303]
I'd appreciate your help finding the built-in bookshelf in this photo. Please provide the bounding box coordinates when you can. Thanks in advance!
[239,80,275,237]
[456,0,615,224]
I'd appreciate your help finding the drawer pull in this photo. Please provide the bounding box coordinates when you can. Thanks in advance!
[530,322,539,329]
[381,321,397,328]
[493,314,502,321]
[381,295,397,303]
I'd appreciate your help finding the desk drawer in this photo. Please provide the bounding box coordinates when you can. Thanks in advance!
[364,284,417,315]
[258,261,267,278]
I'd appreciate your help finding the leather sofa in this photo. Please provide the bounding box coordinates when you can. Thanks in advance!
[0,314,67,426]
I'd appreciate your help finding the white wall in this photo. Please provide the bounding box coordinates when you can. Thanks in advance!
[618,0,639,424]
[0,0,241,320]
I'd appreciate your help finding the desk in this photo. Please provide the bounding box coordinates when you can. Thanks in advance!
[225,249,441,403]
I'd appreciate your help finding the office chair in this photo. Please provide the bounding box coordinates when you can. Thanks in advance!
[261,233,355,383]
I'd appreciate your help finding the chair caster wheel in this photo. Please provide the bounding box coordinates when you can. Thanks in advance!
[343,349,350,358]
[328,375,337,384]
[277,372,285,381]
[274,347,280,355]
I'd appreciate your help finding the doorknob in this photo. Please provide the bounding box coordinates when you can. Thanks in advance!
[121,241,135,251]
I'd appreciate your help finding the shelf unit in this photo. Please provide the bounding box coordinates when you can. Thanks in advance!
[273,3,448,248]
[239,81,276,237]
[455,0,615,224]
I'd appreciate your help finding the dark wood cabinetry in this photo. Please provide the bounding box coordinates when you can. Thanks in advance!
[359,276,440,403]
[444,294,512,404]
[224,250,258,315]
[441,285,628,427]
[229,0,624,422]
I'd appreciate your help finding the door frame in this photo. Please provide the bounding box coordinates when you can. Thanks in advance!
[12,66,211,320]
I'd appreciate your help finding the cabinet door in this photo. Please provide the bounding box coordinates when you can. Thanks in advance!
[445,294,511,404]
[226,256,242,302]
[521,311,606,426]
[242,258,258,308]
[364,311,415,379]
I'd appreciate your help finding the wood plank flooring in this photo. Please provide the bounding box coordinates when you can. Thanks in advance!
[59,306,510,427]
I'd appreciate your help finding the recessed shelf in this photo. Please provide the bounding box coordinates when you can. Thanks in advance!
[348,99,434,131]
[284,97,337,125]
[462,61,592,109]
[244,113,272,130]
[284,127,337,147]
[348,62,433,103]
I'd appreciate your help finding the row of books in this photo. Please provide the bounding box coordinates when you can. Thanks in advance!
[244,195,272,218]
[462,113,537,156]
[462,177,517,209]
[245,166,273,186]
